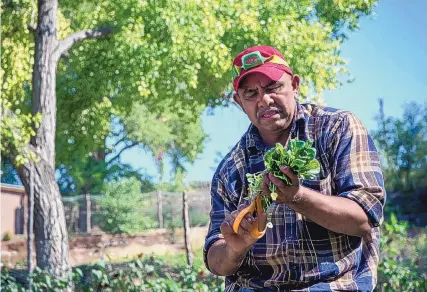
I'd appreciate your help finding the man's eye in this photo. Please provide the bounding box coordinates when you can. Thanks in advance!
[244,91,257,99]
[266,85,282,93]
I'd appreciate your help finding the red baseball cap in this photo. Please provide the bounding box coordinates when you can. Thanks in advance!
[232,45,293,92]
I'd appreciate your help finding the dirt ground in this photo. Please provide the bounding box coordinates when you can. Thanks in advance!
[1,226,208,268]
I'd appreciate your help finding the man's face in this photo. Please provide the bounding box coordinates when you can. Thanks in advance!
[234,72,300,134]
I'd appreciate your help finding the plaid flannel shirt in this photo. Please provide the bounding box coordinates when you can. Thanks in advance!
[204,103,386,291]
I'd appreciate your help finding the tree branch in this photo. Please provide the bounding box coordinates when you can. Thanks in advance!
[56,26,114,58]
[28,23,37,32]
[107,142,139,165]
[27,3,37,33]
[112,137,127,148]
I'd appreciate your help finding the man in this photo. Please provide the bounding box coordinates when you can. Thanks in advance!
[204,45,385,291]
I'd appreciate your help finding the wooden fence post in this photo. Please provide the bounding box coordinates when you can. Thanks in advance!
[85,193,91,233]
[157,190,163,228]
[182,191,193,266]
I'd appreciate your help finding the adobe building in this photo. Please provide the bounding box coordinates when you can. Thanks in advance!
[1,183,26,238]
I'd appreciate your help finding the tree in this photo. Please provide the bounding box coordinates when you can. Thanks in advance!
[52,0,381,194]
[373,99,427,193]
[1,0,112,283]
[1,0,379,281]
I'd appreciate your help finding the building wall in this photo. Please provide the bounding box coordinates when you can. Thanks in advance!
[1,184,26,237]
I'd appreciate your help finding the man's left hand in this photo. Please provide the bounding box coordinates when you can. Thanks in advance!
[261,165,304,204]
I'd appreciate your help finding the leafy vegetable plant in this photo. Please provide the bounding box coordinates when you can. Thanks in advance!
[246,139,320,212]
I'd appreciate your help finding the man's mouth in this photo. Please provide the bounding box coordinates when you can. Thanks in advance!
[258,108,282,120]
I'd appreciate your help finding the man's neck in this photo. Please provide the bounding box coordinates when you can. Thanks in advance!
[259,128,291,148]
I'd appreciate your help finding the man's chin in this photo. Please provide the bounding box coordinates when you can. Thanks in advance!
[258,118,290,131]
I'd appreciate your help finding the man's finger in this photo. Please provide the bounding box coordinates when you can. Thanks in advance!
[237,204,248,211]
[220,220,234,236]
[237,224,249,237]
[231,210,240,219]
[261,173,271,195]
[263,172,271,185]
[260,182,270,194]
[269,172,286,188]
[257,210,268,232]
[239,217,252,232]
[244,213,254,223]
[279,166,298,185]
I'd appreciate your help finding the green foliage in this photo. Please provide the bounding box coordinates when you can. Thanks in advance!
[246,140,320,210]
[1,267,23,292]
[2,0,379,190]
[1,252,223,292]
[372,100,427,193]
[122,103,207,179]
[96,177,156,234]
[377,214,427,291]
[1,157,22,185]
[1,267,73,292]
[264,140,320,180]
[2,231,12,242]
[189,209,210,227]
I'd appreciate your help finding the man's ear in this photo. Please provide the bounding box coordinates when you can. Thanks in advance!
[233,92,246,114]
[291,75,300,95]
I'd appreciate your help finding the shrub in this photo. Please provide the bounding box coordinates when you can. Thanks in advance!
[2,231,12,241]
[377,214,427,291]
[1,254,223,291]
[96,178,156,234]
[189,209,209,227]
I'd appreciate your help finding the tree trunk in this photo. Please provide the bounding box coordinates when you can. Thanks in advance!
[17,0,72,282]
[182,191,193,267]
[11,0,112,285]
[17,159,70,281]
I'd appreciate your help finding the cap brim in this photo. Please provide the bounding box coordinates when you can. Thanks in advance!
[234,64,293,92]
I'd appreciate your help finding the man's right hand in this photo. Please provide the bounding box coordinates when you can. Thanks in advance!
[220,204,267,256]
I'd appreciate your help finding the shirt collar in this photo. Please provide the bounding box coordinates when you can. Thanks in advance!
[245,102,307,154]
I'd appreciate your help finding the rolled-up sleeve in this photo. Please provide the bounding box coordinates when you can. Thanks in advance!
[203,172,236,272]
[332,113,386,227]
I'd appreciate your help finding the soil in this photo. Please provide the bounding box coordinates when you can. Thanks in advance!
[1,226,208,268]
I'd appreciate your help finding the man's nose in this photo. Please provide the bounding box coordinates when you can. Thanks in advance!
[258,91,273,107]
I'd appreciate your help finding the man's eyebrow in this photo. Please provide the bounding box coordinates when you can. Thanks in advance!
[241,86,257,92]
[262,80,282,88]
[240,80,283,91]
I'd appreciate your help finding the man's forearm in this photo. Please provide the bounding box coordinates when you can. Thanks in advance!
[207,239,248,276]
[288,187,372,237]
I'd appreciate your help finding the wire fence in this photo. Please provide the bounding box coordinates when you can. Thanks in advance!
[62,189,212,234]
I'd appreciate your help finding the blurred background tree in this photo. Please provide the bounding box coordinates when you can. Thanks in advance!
[372,99,427,218]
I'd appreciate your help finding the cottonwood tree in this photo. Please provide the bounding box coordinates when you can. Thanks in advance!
[1,0,113,282]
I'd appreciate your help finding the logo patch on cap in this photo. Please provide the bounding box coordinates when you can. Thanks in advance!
[241,51,267,70]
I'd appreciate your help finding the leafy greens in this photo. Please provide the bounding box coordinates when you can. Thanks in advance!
[246,139,321,211]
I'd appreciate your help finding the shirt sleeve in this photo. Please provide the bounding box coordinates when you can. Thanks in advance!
[332,113,386,227]
[203,171,237,272]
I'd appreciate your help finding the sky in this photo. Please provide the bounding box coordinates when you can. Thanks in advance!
[121,0,427,184]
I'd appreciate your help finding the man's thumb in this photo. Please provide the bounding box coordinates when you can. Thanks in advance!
[220,221,234,236]
[257,211,268,232]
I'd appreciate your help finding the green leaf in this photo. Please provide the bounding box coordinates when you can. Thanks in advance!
[305,159,321,172]
[92,270,103,281]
